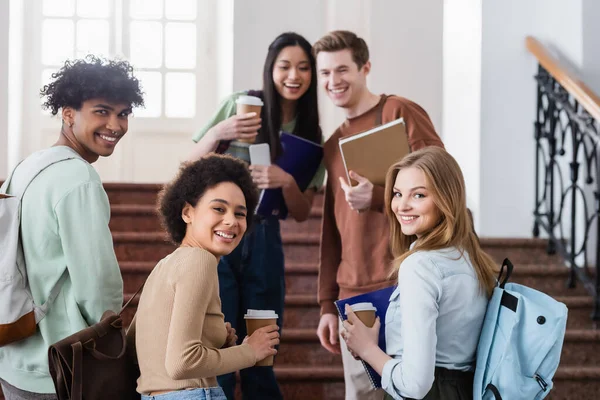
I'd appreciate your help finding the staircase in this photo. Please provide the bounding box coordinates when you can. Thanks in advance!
[1,183,599,400]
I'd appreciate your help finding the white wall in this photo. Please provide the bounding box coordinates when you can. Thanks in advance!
[0,0,8,180]
[369,1,443,133]
[582,0,600,93]
[478,0,585,237]
[230,0,444,139]
[442,0,482,231]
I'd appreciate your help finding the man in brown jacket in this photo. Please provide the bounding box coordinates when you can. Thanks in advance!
[313,31,444,399]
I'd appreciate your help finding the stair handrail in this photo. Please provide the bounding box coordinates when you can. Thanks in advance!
[526,36,600,122]
[527,36,600,321]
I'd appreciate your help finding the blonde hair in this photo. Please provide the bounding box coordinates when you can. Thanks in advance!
[384,147,498,295]
[312,30,369,69]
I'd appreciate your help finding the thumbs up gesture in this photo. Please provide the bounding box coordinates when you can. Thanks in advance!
[339,171,374,213]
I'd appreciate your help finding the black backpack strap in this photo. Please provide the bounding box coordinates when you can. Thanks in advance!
[485,384,503,400]
[498,258,514,289]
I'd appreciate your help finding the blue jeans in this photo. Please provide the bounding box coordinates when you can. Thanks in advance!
[216,217,285,400]
[141,387,227,400]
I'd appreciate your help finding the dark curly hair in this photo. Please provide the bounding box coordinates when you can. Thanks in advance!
[40,55,144,115]
[158,154,259,245]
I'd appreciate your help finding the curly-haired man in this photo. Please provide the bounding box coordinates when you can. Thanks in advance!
[0,55,144,399]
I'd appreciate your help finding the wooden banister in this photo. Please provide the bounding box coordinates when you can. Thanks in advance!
[526,36,600,122]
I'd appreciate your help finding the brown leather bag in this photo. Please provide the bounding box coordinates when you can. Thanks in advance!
[48,286,143,400]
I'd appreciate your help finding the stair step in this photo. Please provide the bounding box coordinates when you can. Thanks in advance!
[279,326,600,366]
[119,260,588,298]
[113,232,568,266]
[121,292,597,332]
[105,183,324,206]
[105,183,163,205]
[109,205,323,233]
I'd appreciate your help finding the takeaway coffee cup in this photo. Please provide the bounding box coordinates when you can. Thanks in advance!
[244,309,278,366]
[349,302,377,327]
[235,95,263,144]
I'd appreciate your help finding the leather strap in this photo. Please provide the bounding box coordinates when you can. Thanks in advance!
[50,348,70,399]
[119,281,145,316]
[71,341,84,400]
[83,327,128,360]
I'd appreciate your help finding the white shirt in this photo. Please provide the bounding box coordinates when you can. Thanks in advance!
[381,247,488,399]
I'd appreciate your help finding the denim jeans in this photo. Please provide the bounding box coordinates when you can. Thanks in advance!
[141,387,227,400]
[216,217,285,400]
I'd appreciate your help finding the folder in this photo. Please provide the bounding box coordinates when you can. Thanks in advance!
[256,132,323,219]
[339,118,409,186]
[334,285,396,389]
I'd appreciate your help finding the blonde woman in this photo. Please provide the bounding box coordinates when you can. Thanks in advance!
[341,147,498,400]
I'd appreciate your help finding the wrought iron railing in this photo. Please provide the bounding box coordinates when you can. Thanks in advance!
[527,37,600,320]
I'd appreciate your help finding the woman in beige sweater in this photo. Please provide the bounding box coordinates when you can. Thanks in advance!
[133,154,280,399]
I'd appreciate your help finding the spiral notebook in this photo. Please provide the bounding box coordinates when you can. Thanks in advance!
[334,285,396,389]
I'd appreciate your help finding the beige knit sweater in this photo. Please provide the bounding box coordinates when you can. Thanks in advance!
[134,246,256,394]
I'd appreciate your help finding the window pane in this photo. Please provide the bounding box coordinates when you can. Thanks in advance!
[130,21,163,68]
[165,23,196,69]
[165,73,195,118]
[165,0,196,20]
[43,0,75,17]
[77,0,110,18]
[42,19,74,66]
[134,71,162,118]
[130,0,163,20]
[76,20,109,58]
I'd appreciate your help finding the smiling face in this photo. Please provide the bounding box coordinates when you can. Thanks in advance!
[316,49,370,110]
[180,182,248,257]
[272,45,312,102]
[390,167,441,238]
[62,98,131,163]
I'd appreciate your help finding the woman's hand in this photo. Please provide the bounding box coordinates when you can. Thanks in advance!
[340,304,381,360]
[249,165,294,189]
[222,322,237,348]
[207,112,261,143]
[243,324,280,363]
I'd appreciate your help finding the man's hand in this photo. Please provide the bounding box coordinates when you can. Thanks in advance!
[223,322,238,348]
[316,314,341,354]
[339,171,374,212]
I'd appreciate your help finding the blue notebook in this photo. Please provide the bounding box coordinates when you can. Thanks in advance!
[334,285,396,389]
[256,132,323,219]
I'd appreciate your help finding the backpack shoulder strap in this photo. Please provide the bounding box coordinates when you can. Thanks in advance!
[3,147,83,322]
[12,147,82,202]
[374,94,390,126]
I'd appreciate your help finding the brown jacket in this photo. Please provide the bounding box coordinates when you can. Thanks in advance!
[318,95,444,315]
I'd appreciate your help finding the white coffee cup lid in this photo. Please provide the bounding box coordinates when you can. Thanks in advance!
[236,95,264,106]
[350,302,377,312]
[244,309,278,319]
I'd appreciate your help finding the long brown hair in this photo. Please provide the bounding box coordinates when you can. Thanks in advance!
[384,147,498,295]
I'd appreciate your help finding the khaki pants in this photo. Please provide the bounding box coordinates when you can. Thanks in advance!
[339,323,386,400]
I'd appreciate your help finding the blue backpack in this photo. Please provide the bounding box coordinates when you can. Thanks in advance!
[473,258,568,400]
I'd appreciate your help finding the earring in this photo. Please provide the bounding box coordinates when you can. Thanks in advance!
[69,122,73,128]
